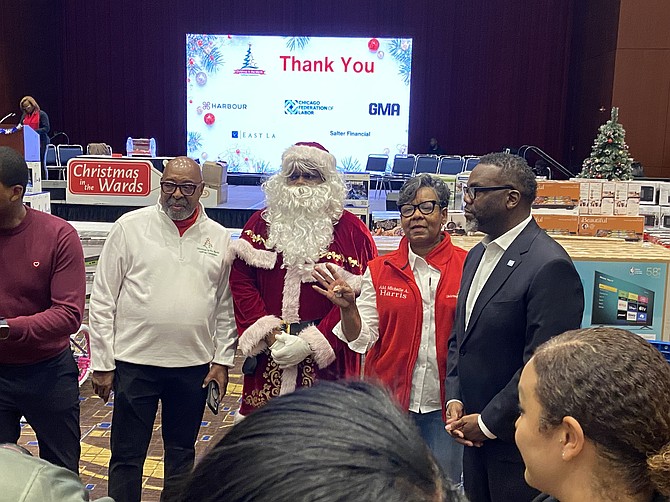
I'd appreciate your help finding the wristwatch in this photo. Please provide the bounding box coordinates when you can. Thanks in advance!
[0,318,9,340]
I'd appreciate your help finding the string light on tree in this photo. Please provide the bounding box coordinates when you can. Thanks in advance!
[577,107,634,181]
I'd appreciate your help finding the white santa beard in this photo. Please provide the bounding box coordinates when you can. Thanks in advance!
[264,183,342,269]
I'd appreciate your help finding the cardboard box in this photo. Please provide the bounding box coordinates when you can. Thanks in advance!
[533,214,579,236]
[346,205,369,226]
[24,191,51,213]
[579,181,590,215]
[615,182,629,215]
[370,211,403,236]
[577,215,645,240]
[658,182,670,206]
[344,173,370,208]
[26,161,42,193]
[661,207,670,228]
[638,205,660,228]
[638,182,658,205]
[533,181,580,210]
[202,161,228,186]
[203,183,228,204]
[588,182,603,215]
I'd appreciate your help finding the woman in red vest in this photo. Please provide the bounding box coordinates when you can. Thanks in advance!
[314,173,467,487]
[19,96,50,179]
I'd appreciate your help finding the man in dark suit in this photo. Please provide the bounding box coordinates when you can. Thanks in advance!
[445,152,584,502]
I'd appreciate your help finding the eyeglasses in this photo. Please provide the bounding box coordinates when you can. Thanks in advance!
[286,172,323,182]
[160,181,201,196]
[398,200,441,218]
[464,185,515,200]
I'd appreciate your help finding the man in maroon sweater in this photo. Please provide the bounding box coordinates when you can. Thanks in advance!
[0,146,86,473]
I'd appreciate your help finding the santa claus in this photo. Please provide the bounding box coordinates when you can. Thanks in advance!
[230,142,377,417]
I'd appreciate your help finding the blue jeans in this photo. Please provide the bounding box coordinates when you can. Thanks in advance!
[410,410,463,486]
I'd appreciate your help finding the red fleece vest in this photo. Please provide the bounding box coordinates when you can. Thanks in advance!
[365,232,466,412]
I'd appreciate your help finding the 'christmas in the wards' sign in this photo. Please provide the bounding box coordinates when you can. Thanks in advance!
[66,158,221,207]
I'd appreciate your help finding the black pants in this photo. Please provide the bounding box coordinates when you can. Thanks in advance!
[463,439,540,502]
[0,348,81,473]
[109,361,209,502]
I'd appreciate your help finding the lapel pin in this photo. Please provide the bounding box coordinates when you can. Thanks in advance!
[507,260,515,267]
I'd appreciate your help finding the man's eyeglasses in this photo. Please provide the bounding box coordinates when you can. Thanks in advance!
[398,200,441,218]
[286,172,324,182]
[464,185,515,200]
[160,181,201,196]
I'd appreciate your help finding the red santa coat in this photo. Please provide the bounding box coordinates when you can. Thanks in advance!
[230,209,377,416]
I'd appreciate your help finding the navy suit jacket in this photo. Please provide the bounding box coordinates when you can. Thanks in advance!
[446,219,584,443]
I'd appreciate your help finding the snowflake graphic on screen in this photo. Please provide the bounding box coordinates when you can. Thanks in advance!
[388,38,412,85]
[186,34,224,76]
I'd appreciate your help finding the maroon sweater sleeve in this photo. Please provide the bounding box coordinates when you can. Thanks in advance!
[5,222,85,363]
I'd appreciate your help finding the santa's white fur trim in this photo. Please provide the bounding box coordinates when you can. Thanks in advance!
[281,267,302,323]
[238,315,282,356]
[279,366,298,395]
[299,325,336,369]
[230,238,276,269]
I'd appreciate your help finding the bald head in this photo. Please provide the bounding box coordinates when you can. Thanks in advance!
[159,156,204,220]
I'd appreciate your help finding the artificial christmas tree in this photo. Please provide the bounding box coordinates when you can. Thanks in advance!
[578,107,634,180]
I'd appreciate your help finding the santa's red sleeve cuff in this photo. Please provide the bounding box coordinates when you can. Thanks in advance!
[299,325,336,368]
[239,315,282,356]
[229,238,277,269]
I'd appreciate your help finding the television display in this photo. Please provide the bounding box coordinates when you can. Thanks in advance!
[186,35,412,173]
[591,271,655,327]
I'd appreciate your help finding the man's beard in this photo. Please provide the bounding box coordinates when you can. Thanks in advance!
[162,197,196,221]
[263,180,344,270]
[464,215,479,233]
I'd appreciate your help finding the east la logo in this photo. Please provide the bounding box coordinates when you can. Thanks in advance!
[197,237,219,257]
[378,284,408,299]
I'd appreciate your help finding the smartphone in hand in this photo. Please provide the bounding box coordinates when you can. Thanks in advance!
[206,380,220,415]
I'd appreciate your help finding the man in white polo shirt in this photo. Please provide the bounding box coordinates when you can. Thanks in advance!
[89,156,237,502]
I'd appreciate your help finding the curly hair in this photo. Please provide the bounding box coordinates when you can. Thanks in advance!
[397,173,451,208]
[532,327,670,497]
[478,152,537,204]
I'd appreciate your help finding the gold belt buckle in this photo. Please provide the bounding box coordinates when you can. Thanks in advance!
[281,321,291,335]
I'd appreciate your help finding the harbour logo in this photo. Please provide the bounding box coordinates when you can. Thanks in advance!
[234,43,266,76]
[369,103,401,116]
[284,99,334,115]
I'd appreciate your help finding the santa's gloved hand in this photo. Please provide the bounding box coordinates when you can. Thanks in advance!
[271,333,312,368]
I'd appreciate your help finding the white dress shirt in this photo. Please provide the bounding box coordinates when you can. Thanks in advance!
[333,246,442,413]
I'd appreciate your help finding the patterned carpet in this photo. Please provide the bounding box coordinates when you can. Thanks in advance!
[19,352,245,501]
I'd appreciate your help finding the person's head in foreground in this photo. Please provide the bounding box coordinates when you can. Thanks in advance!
[262,142,347,269]
[515,327,670,502]
[172,381,465,502]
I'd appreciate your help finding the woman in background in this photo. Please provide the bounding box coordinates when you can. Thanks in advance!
[19,96,50,179]
[515,327,670,502]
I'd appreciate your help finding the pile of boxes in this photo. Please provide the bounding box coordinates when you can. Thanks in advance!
[202,161,229,204]
[532,179,645,241]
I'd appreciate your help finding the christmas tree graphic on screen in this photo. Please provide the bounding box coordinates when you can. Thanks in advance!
[234,44,265,75]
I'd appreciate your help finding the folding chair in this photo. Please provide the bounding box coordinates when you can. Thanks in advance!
[44,144,62,180]
[383,154,416,191]
[57,144,84,178]
[437,156,465,175]
[365,154,389,196]
[463,156,481,171]
[414,155,439,175]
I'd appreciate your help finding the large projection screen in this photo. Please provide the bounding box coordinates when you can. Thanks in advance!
[186,35,412,173]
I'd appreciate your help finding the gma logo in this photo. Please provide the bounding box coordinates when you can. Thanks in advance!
[369,103,400,116]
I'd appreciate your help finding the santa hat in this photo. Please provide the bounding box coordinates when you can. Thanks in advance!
[281,142,337,176]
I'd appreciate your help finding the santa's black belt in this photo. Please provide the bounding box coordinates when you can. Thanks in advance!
[241,318,322,376]
[280,318,322,335]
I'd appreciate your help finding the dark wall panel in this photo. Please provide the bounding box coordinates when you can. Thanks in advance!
[3,0,576,165]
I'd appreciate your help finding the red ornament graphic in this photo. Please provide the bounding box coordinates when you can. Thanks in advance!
[204,113,215,125]
[368,38,380,52]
